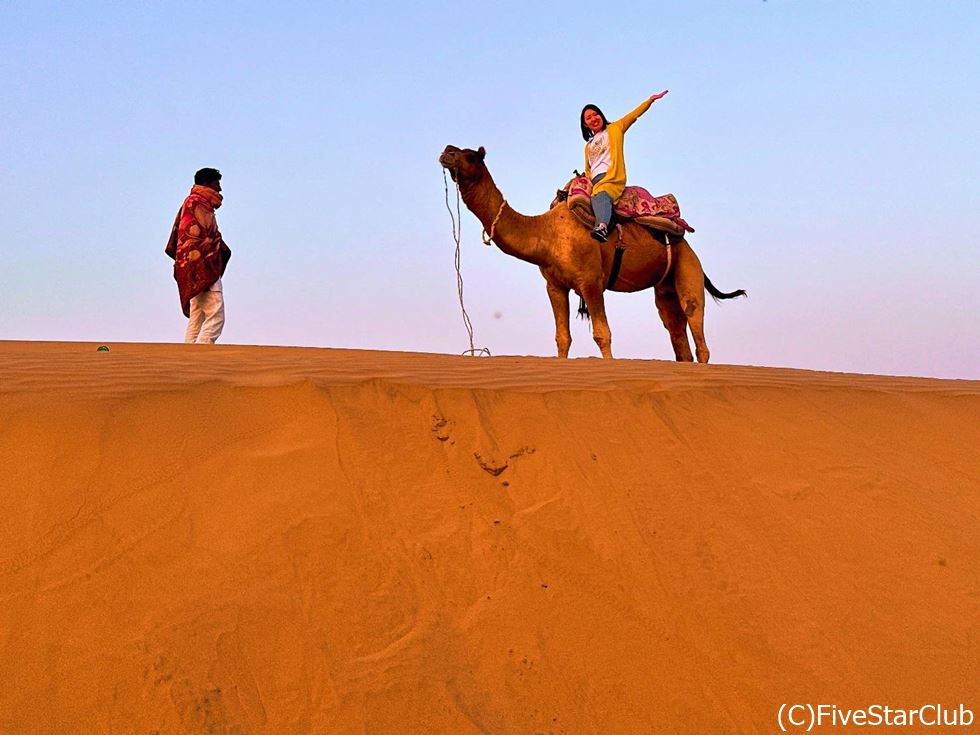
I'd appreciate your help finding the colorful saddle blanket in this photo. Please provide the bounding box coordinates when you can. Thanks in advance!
[551,175,694,234]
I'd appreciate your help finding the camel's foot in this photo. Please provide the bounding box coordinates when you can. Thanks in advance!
[671,342,694,361]
[696,347,710,363]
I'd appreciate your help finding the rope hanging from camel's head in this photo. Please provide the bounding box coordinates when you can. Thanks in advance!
[481,199,507,246]
[443,168,491,358]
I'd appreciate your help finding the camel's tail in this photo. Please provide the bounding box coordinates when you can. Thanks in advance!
[579,276,744,321]
[704,275,747,303]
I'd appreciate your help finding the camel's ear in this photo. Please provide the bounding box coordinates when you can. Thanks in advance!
[477,146,486,160]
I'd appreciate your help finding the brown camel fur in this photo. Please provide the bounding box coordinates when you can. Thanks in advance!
[439,145,745,361]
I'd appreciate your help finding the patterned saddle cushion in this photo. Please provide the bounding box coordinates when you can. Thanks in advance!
[551,175,694,235]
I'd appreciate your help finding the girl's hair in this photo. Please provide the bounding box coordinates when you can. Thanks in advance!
[580,104,609,141]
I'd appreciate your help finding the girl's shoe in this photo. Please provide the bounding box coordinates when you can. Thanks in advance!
[591,223,609,243]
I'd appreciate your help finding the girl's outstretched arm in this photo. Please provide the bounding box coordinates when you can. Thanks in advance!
[619,89,669,131]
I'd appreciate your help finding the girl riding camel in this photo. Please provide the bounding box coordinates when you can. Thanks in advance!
[581,90,669,242]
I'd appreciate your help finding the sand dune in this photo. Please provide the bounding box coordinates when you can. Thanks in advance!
[1,341,977,734]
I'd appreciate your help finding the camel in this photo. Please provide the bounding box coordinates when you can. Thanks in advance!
[439,145,745,362]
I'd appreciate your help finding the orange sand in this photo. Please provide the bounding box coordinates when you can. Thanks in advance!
[1,341,978,733]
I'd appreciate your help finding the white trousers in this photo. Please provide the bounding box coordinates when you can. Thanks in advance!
[184,288,225,344]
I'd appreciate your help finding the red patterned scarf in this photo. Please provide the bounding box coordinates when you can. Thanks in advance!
[165,185,232,316]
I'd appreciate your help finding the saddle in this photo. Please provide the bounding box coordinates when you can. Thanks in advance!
[550,175,694,236]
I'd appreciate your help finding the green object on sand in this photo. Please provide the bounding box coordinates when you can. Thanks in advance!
[96,345,110,352]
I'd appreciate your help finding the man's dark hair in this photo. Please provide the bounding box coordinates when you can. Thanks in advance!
[194,167,222,185]
[580,104,609,142]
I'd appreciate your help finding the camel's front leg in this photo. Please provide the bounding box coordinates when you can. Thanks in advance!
[580,284,613,358]
[546,281,571,358]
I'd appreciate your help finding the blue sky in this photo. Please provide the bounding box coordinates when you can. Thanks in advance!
[1,1,978,378]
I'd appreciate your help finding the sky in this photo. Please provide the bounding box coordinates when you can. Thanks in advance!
[1,1,978,379]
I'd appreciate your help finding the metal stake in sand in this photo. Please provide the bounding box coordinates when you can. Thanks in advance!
[443,168,491,357]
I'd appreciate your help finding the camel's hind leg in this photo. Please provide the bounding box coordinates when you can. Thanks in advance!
[545,281,571,358]
[654,287,694,361]
[580,283,613,358]
[672,241,710,363]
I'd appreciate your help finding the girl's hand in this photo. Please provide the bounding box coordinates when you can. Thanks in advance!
[650,90,669,101]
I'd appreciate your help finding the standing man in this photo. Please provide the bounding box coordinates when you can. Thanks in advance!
[165,167,232,343]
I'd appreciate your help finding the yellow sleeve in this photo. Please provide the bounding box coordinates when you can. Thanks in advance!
[616,98,654,132]
[584,143,591,178]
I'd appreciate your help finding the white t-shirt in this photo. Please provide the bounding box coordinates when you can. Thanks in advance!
[587,129,612,178]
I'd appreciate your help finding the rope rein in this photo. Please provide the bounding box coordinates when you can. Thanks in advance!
[443,169,491,357]
[481,199,507,246]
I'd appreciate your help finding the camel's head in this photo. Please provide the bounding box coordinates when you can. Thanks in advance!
[439,145,487,186]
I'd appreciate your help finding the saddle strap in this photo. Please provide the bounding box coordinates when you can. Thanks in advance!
[607,228,675,291]
[653,234,674,288]
[606,226,626,290]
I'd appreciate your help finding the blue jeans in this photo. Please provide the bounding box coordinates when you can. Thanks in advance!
[591,173,612,228]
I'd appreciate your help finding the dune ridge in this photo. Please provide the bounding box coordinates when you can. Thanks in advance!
[1,341,978,734]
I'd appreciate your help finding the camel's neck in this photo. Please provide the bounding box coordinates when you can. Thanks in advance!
[458,172,550,267]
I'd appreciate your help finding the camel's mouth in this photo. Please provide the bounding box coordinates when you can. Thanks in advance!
[439,148,459,181]
[438,147,458,166]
